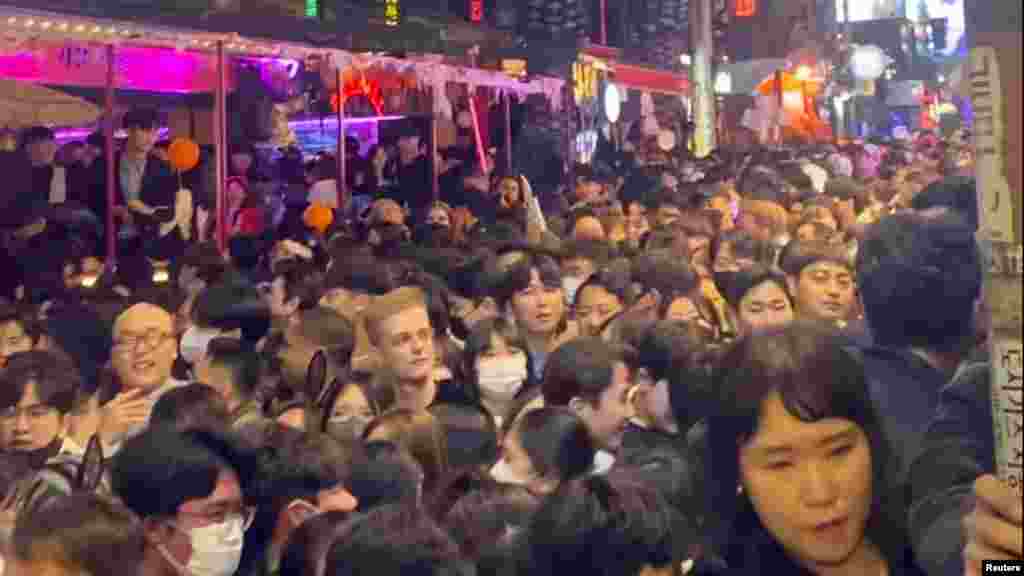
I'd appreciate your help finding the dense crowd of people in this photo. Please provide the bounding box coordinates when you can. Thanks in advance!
[0,107,1019,576]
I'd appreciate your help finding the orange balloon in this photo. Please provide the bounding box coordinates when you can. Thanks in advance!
[303,203,334,234]
[167,137,200,173]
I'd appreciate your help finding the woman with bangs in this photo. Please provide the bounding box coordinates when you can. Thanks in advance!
[461,317,533,428]
[703,323,921,575]
[490,250,577,383]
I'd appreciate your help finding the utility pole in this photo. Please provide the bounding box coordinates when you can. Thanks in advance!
[689,0,717,156]
[968,0,1024,498]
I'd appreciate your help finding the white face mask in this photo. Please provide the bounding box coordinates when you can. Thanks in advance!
[328,414,372,440]
[561,276,584,307]
[490,458,530,486]
[180,326,220,365]
[158,515,246,576]
[477,354,528,403]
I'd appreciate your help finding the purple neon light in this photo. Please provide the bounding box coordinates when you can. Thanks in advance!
[55,127,170,141]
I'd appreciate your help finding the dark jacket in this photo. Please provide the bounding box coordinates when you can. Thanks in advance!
[908,363,994,576]
[860,347,953,492]
[618,421,697,515]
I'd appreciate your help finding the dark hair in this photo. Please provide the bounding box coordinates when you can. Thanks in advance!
[460,317,532,408]
[122,108,160,131]
[574,261,635,310]
[541,338,625,407]
[524,473,682,576]
[428,403,499,471]
[346,441,423,511]
[272,258,326,311]
[203,338,264,401]
[279,510,350,576]
[11,493,145,576]
[363,410,448,497]
[911,176,978,230]
[111,426,256,519]
[150,383,231,432]
[293,307,355,370]
[490,250,563,311]
[19,126,55,148]
[738,166,786,204]
[711,229,771,270]
[513,407,595,483]
[324,504,471,576]
[716,264,792,311]
[704,323,903,572]
[0,304,45,345]
[856,211,981,353]
[633,321,714,433]
[777,239,852,277]
[242,426,360,576]
[443,481,541,559]
[0,350,80,414]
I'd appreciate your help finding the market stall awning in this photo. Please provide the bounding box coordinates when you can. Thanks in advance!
[611,62,690,95]
[0,5,563,101]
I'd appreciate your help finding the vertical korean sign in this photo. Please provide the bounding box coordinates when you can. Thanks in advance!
[970,42,1024,497]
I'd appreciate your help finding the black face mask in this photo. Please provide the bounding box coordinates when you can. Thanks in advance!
[712,270,741,299]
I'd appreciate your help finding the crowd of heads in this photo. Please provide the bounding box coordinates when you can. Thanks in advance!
[0,118,994,576]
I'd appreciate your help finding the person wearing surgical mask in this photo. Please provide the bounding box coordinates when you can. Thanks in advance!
[462,318,531,428]
[490,407,595,496]
[111,426,257,576]
[239,428,359,576]
[324,377,380,443]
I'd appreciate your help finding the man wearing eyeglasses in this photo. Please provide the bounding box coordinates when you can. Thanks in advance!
[106,302,188,450]
[112,427,257,576]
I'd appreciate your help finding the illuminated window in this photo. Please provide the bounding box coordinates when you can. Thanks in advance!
[735,0,756,17]
[385,0,400,26]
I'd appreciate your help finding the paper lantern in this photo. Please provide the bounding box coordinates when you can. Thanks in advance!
[303,202,334,234]
[167,138,200,173]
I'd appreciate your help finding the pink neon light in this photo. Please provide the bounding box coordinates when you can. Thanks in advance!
[467,97,487,172]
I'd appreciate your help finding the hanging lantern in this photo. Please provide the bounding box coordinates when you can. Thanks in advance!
[735,0,757,17]
[167,138,200,173]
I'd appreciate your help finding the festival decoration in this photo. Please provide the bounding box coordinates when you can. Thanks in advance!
[303,202,334,234]
[167,137,200,173]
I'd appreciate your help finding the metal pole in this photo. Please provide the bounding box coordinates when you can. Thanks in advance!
[431,85,440,202]
[504,92,513,175]
[336,66,345,209]
[599,0,608,45]
[775,69,784,144]
[104,45,116,266]
[968,0,1024,499]
[215,41,227,254]
[689,0,717,156]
